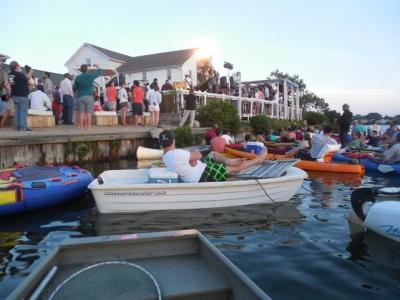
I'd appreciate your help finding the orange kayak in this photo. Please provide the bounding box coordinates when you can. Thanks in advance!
[224,146,365,175]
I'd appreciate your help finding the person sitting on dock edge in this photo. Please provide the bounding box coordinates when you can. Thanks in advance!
[159,130,267,183]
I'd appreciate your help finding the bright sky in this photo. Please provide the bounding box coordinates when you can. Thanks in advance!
[3,0,399,116]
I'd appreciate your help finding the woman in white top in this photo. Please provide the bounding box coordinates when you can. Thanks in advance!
[148,84,162,127]
[118,83,129,126]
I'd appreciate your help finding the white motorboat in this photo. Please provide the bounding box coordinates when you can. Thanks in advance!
[88,163,307,213]
[350,187,400,242]
[8,230,270,300]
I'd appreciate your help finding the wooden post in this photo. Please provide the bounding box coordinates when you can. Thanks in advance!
[296,87,300,120]
[283,80,288,120]
[290,87,295,120]
[238,97,242,120]
[275,83,280,119]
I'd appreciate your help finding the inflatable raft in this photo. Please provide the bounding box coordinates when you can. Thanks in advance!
[224,146,365,174]
[332,153,400,175]
[0,166,93,216]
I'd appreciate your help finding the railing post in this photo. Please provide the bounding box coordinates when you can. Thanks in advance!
[238,97,242,120]
[283,80,288,120]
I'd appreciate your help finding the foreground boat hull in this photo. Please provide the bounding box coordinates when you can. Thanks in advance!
[8,230,270,300]
[89,167,307,213]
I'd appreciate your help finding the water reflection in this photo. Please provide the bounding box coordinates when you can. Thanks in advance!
[348,222,400,270]
[94,201,304,237]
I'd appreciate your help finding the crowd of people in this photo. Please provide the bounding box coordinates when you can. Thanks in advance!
[0,61,179,131]
[202,103,400,164]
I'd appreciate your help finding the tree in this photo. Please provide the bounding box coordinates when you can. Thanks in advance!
[269,69,306,92]
[353,114,363,120]
[269,69,329,112]
[304,111,326,125]
[300,91,329,112]
[365,112,382,121]
[324,109,340,124]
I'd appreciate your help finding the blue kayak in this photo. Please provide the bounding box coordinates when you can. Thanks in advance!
[332,153,400,175]
[0,166,93,216]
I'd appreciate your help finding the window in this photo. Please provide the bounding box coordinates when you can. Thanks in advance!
[166,69,172,80]
[142,72,147,80]
[85,58,91,66]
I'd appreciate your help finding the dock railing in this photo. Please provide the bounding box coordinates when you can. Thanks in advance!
[161,90,302,121]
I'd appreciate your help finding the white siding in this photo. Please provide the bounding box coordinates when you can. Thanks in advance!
[125,67,182,86]
[65,45,124,76]
[181,56,198,85]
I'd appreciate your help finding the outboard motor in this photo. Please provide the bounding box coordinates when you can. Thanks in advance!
[350,188,377,221]
[351,187,400,242]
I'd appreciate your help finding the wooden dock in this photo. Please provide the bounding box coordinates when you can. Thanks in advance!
[0,125,206,168]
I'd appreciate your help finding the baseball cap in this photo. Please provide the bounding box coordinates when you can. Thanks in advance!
[159,130,174,147]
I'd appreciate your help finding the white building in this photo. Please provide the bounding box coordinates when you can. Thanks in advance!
[65,43,205,86]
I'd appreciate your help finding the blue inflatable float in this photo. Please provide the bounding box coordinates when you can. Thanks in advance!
[0,166,93,215]
[332,153,400,175]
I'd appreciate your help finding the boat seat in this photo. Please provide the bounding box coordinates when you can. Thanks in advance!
[233,159,299,179]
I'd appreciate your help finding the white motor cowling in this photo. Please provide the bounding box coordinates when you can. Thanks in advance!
[351,187,400,242]
[364,201,400,242]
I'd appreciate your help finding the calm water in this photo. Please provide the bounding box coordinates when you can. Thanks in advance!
[1,160,400,299]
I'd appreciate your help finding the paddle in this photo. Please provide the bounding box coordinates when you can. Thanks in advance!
[349,147,384,153]
[377,164,395,173]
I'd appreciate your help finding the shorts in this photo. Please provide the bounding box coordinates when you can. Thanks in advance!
[107,101,116,111]
[0,101,7,114]
[79,95,94,113]
[120,102,128,108]
[200,156,228,182]
[149,104,160,112]
[73,97,80,110]
[132,102,143,115]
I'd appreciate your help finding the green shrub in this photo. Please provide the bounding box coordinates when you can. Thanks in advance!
[174,126,193,147]
[249,115,271,135]
[304,111,326,126]
[197,100,241,134]
[249,116,301,134]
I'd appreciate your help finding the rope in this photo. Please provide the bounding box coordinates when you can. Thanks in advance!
[256,179,279,205]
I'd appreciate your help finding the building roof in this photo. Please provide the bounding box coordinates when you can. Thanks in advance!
[117,48,198,73]
[87,43,132,62]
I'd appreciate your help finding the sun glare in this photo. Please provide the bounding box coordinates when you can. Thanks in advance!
[193,37,218,59]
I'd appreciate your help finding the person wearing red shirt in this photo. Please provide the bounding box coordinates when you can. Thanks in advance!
[105,81,117,111]
[131,80,144,126]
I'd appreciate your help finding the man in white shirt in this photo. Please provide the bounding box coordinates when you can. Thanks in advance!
[28,85,52,111]
[159,130,266,183]
[310,126,338,159]
[60,73,74,124]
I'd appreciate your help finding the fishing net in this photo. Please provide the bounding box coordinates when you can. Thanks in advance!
[49,261,161,300]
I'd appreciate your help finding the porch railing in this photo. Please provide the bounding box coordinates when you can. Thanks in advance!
[161,90,302,121]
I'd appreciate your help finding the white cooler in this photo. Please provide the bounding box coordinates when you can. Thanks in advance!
[148,168,178,184]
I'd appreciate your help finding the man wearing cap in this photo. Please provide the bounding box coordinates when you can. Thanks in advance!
[7,61,31,131]
[60,73,74,125]
[337,103,353,148]
[159,130,266,183]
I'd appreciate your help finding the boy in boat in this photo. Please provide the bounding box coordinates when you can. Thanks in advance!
[159,130,266,183]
